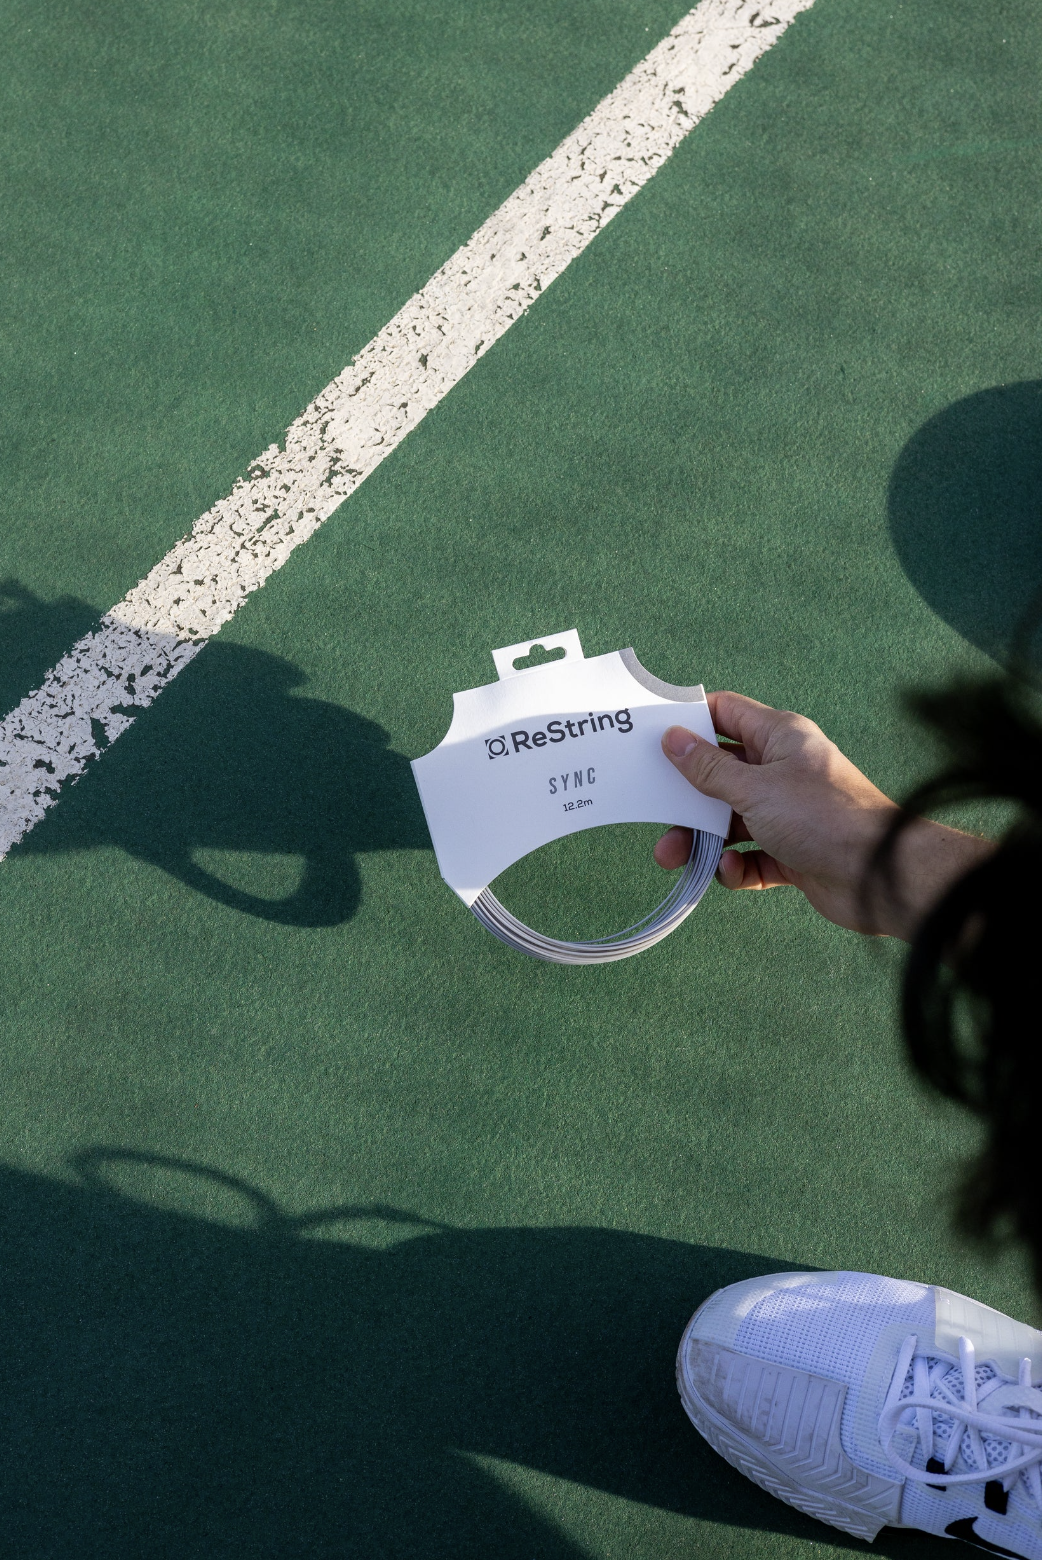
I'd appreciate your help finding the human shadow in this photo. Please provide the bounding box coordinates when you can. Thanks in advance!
[0,577,100,717]
[0,1149,955,1559]
[2,583,430,926]
[888,381,1042,663]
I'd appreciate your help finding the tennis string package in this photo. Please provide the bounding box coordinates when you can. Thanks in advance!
[411,631,730,964]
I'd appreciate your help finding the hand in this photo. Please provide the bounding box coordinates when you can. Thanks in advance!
[653,691,993,939]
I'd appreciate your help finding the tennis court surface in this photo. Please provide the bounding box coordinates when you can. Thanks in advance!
[1,0,1040,1553]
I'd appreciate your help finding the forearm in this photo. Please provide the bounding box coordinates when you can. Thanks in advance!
[874,818,996,943]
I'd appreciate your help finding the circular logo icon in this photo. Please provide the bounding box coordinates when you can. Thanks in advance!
[485,735,509,759]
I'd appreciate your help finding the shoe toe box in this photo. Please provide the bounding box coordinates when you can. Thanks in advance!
[688,1269,935,1387]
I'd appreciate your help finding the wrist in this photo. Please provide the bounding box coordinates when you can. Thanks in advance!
[878,818,995,942]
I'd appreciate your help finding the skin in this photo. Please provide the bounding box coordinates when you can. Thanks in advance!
[653,691,994,941]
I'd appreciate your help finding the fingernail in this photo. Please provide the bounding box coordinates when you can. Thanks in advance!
[664,726,698,758]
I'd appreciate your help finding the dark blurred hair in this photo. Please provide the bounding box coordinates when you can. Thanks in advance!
[880,670,1042,1289]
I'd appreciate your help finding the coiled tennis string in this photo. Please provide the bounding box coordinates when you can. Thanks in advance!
[469,829,725,965]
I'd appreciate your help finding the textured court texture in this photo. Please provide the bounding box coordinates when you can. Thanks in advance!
[0,0,1040,1555]
[0,0,818,861]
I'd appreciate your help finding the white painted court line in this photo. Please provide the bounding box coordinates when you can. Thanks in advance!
[0,0,814,858]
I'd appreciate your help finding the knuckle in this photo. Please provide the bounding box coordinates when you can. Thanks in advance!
[690,743,726,781]
[781,710,826,746]
[688,743,749,807]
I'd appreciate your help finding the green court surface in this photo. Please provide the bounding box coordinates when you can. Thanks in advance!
[1,0,1040,1553]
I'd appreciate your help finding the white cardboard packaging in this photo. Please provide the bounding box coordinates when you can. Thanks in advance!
[411,630,731,907]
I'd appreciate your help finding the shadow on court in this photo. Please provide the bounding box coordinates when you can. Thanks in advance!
[888,380,1042,663]
[0,1148,954,1560]
[1,581,430,926]
[0,578,100,718]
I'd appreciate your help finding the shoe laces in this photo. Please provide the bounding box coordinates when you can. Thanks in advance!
[879,1334,1042,1507]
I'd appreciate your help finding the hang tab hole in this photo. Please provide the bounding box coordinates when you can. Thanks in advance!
[512,642,566,672]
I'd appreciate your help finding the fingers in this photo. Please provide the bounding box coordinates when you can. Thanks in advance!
[655,828,792,893]
[655,812,751,869]
[653,826,692,870]
[727,813,753,845]
[717,848,791,891]
[705,691,796,758]
[662,725,756,811]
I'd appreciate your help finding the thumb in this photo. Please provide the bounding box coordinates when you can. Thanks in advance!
[662,726,752,810]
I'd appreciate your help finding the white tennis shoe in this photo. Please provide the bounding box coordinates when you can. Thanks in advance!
[677,1271,1042,1559]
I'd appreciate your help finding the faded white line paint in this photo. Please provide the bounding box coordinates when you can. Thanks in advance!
[0,0,814,857]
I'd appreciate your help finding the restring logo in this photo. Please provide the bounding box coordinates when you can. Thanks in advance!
[485,709,633,758]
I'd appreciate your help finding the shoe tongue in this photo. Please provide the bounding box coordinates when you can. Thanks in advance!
[928,1360,1042,1418]
[982,1382,1042,1418]
[918,1359,1042,1476]
[933,1360,1001,1406]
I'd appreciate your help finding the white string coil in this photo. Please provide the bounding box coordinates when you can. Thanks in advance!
[469,830,724,965]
